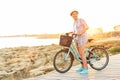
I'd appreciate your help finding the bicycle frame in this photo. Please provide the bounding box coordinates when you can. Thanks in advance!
[65,41,100,63]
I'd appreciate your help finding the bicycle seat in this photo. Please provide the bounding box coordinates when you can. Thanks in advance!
[88,39,94,43]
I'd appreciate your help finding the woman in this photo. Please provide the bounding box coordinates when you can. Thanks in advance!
[67,10,89,74]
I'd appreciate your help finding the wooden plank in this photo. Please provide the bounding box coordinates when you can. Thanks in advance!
[24,54,120,80]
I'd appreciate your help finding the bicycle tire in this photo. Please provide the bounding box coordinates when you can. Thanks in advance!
[88,47,109,70]
[53,49,74,73]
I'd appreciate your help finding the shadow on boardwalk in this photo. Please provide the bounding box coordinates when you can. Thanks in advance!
[24,54,120,80]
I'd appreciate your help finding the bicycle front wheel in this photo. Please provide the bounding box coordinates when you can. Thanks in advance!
[88,47,109,70]
[53,49,74,73]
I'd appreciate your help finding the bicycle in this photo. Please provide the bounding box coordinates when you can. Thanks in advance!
[53,34,109,73]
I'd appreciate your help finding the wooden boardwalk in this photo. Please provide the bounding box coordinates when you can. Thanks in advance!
[24,54,120,80]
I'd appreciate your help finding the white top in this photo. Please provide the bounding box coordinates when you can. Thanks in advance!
[73,19,81,34]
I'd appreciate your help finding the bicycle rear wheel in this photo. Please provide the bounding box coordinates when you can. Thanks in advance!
[53,49,74,73]
[88,47,109,70]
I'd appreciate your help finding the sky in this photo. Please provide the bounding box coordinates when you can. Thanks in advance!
[0,0,120,36]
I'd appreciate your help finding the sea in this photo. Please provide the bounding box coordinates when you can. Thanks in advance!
[0,37,59,49]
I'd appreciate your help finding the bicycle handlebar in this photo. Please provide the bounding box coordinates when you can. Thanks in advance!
[65,33,77,38]
[72,34,77,37]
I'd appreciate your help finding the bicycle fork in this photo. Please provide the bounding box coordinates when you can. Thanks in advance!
[64,48,71,60]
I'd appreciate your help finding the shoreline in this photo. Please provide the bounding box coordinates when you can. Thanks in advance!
[0,34,60,39]
[0,37,59,49]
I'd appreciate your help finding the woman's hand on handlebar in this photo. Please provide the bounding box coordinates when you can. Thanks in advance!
[72,34,77,37]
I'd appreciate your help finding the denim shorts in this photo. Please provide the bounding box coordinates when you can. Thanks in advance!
[74,33,88,47]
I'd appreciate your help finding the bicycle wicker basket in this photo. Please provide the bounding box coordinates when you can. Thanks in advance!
[59,35,73,47]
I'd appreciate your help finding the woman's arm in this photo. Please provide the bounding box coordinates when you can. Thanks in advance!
[77,19,89,36]
[77,26,89,36]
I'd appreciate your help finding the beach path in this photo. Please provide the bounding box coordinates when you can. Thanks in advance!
[24,54,120,80]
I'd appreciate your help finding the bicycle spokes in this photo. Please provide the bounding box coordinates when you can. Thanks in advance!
[88,48,109,70]
[53,50,73,73]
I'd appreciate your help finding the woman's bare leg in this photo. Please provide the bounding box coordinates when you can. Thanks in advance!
[76,43,88,69]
